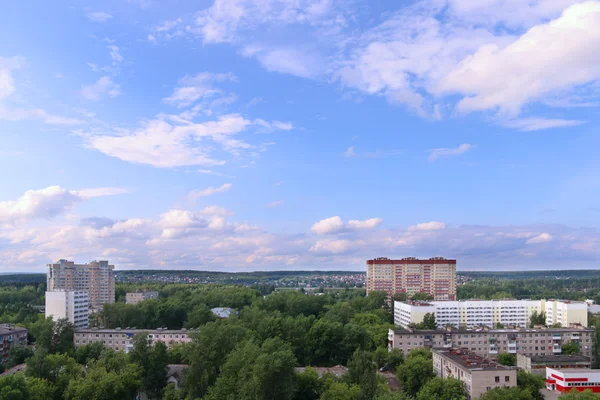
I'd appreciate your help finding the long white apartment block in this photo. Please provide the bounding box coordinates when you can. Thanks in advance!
[395,299,588,329]
[45,290,89,328]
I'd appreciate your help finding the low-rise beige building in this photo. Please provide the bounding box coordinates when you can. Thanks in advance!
[517,354,592,375]
[389,325,593,359]
[125,291,159,305]
[74,328,195,352]
[433,348,517,399]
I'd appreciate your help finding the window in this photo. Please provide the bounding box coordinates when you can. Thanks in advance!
[495,377,500,383]
[505,376,510,382]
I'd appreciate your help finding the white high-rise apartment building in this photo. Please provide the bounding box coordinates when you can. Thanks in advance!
[45,290,89,328]
[395,299,588,329]
[47,259,115,310]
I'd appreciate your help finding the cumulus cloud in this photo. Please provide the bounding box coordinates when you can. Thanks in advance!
[86,11,113,22]
[344,146,356,158]
[81,76,120,101]
[0,186,126,225]
[526,233,553,244]
[429,144,473,161]
[409,221,447,231]
[347,218,383,230]
[337,0,600,127]
[311,216,383,235]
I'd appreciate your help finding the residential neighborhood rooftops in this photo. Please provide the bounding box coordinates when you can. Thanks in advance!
[434,348,515,371]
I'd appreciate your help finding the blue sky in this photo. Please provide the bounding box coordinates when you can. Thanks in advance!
[0,0,599,272]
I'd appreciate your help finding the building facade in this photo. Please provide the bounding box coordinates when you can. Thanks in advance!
[47,259,115,310]
[0,324,27,364]
[394,299,588,329]
[388,326,593,359]
[546,368,600,393]
[366,257,456,300]
[45,290,89,328]
[433,348,517,399]
[125,291,159,305]
[517,354,592,375]
[74,328,195,352]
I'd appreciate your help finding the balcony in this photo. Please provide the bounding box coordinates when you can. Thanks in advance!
[553,345,561,353]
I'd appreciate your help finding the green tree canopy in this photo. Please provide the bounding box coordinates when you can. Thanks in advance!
[396,355,434,397]
[416,377,467,400]
[562,341,581,355]
[497,353,516,366]
[477,387,534,400]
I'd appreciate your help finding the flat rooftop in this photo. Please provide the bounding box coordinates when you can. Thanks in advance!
[528,354,591,363]
[392,326,592,334]
[434,349,515,371]
[0,324,27,335]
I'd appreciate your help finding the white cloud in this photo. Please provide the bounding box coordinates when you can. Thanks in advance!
[0,56,82,125]
[336,0,600,128]
[409,221,447,231]
[81,76,121,101]
[253,118,294,132]
[0,186,127,225]
[311,216,345,235]
[187,183,232,201]
[526,233,553,244]
[0,187,80,225]
[242,46,325,79]
[0,106,83,125]
[195,0,339,44]
[86,113,290,168]
[344,146,356,158]
[311,216,383,235]
[164,72,235,108]
[267,200,284,207]
[503,118,586,132]
[429,144,473,161]
[76,187,129,198]
[107,45,123,65]
[436,2,600,116]
[347,218,383,230]
[310,239,357,254]
[87,11,113,22]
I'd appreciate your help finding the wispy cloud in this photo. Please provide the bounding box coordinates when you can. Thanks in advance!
[503,118,586,132]
[86,11,113,22]
[429,144,474,161]
[187,183,232,202]
[267,200,284,208]
[81,76,120,101]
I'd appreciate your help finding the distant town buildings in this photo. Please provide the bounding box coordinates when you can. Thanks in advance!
[45,290,89,328]
[433,348,517,399]
[0,324,27,364]
[126,291,159,305]
[74,328,195,352]
[545,367,600,393]
[394,299,588,329]
[388,325,593,360]
[517,354,592,375]
[366,257,456,300]
[47,259,115,310]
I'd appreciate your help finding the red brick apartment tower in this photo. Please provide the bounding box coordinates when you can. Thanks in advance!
[366,257,456,300]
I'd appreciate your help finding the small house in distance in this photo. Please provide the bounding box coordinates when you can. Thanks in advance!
[517,354,592,375]
[126,291,159,305]
[211,307,237,319]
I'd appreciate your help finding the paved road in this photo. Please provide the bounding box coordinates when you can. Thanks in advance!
[540,388,561,400]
